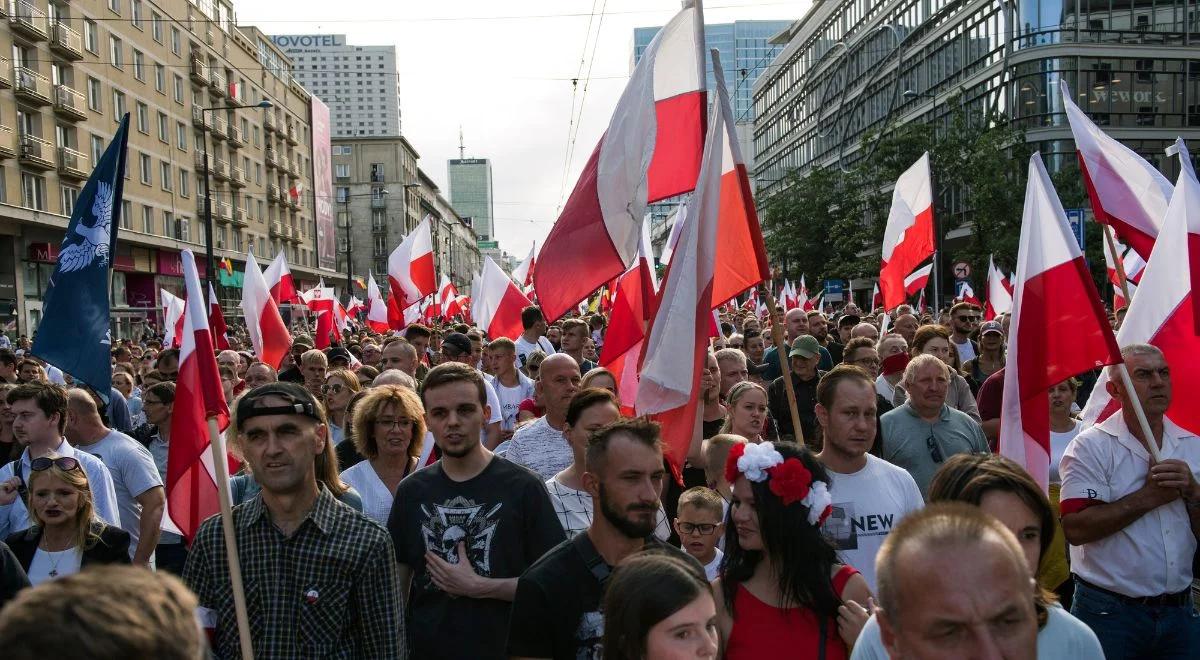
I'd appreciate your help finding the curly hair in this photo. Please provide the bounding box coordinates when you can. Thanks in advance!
[351,385,426,462]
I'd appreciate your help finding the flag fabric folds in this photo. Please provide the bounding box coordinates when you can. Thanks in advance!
[263,251,297,304]
[475,257,533,341]
[240,251,291,368]
[365,272,390,332]
[984,255,1013,320]
[208,284,230,350]
[1000,154,1122,490]
[879,152,935,311]
[534,1,706,321]
[161,289,185,349]
[32,114,130,396]
[903,263,933,296]
[387,215,437,312]
[511,243,537,291]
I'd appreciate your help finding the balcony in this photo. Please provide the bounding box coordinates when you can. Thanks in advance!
[216,200,232,221]
[227,124,244,148]
[195,196,208,219]
[263,112,276,133]
[285,122,298,145]
[370,196,386,209]
[13,67,50,105]
[52,84,86,121]
[0,125,14,158]
[287,195,301,211]
[193,150,207,169]
[229,166,245,187]
[191,106,211,129]
[49,21,82,60]
[208,69,226,96]
[18,133,53,169]
[264,147,279,169]
[269,222,284,237]
[277,154,289,173]
[9,1,47,41]
[233,207,248,227]
[267,183,281,203]
[286,159,300,179]
[211,158,229,181]
[209,115,227,140]
[57,147,87,179]
[0,57,10,89]
[189,58,209,85]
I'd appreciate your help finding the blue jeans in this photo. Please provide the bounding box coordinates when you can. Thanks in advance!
[1071,577,1199,660]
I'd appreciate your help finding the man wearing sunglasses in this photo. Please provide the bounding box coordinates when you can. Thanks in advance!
[948,302,982,363]
[0,383,120,540]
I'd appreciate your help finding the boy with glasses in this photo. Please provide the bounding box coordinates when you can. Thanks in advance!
[673,487,725,580]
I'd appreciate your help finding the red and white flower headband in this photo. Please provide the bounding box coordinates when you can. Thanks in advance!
[725,441,833,527]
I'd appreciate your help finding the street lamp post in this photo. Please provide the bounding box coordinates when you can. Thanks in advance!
[201,100,271,294]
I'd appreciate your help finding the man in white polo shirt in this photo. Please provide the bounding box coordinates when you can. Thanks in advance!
[1060,344,1199,659]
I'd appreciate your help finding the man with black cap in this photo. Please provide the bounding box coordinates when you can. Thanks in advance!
[767,335,825,447]
[441,333,504,450]
[325,347,353,370]
[277,336,313,384]
[184,383,402,659]
[836,313,861,347]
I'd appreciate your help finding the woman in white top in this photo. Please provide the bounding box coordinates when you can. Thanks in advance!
[322,369,361,447]
[1046,378,1083,598]
[720,382,767,444]
[338,385,425,525]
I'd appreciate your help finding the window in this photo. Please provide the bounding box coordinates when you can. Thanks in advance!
[179,168,189,197]
[83,20,99,54]
[60,186,79,216]
[151,12,163,42]
[176,122,187,150]
[173,75,184,104]
[135,102,148,133]
[157,111,168,142]
[139,153,151,184]
[90,134,104,164]
[21,174,46,211]
[113,91,126,121]
[142,205,154,233]
[163,211,173,237]
[160,161,172,191]
[109,36,123,69]
[234,231,242,251]
[131,0,143,27]
[334,163,349,178]
[170,27,181,56]
[336,186,349,203]
[86,78,102,112]
[154,63,165,93]
[132,51,145,81]
[178,218,190,242]
[108,0,121,14]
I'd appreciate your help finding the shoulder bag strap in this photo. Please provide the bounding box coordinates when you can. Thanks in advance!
[571,532,612,585]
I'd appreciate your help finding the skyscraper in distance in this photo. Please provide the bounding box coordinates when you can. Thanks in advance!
[448,157,495,243]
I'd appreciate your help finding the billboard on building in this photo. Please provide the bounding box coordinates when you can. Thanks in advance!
[311,97,336,270]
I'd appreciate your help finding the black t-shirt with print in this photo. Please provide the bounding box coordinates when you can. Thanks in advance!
[506,532,699,660]
[389,456,566,660]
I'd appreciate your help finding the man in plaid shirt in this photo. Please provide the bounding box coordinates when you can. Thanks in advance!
[184,383,403,659]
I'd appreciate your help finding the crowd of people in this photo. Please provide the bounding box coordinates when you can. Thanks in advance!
[0,298,1193,659]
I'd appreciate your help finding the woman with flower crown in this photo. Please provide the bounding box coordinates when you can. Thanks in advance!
[714,441,874,659]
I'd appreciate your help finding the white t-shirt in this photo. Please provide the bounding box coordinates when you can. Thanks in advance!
[544,476,671,541]
[952,337,976,363]
[28,547,82,586]
[76,430,164,559]
[1048,419,1083,485]
[507,416,575,480]
[824,454,924,590]
[693,547,723,581]
[339,461,397,525]
[514,335,555,370]
[493,372,536,432]
[482,377,503,425]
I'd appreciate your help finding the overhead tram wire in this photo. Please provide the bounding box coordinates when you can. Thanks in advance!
[556,0,610,216]
[555,0,602,219]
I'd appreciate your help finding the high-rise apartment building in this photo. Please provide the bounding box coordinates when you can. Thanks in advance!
[447,157,494,242]
[271,33,401,138]
[0,0,334,338]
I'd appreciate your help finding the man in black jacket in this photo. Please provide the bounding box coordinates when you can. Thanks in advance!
[768,335,824,448]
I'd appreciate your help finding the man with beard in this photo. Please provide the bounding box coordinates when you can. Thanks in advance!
[507,418,699,660]
[390,363,564,660]
[809,310,842,366]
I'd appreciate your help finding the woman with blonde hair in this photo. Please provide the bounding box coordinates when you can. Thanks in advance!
[721,381,768,443]
[4,455,130,585]
[339,385,426,524]
[891,324,980,422]
[322,368,361,446]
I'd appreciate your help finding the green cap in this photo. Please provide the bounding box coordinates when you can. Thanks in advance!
[788,335,821,359]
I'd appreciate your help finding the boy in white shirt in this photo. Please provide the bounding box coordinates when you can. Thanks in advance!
[674,487,725,581]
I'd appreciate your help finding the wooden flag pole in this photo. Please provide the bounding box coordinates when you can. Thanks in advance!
[762,280,805,448]
[1102,224,1133,306]
[207,416,254,660]
[1113,364,1163,463]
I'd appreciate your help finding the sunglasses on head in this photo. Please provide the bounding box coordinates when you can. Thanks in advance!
[31,457,81,472]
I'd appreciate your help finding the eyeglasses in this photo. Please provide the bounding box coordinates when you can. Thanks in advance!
[676,522,719,536]
[141,398,163,406]
[955,315,981,323]
[927,434,945,463]
[852,357,881,368]
[322,383,345,394]
[729,343,744,349]
[30,457,81,472]
[374,418,412,430]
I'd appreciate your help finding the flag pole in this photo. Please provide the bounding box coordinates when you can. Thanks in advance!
[1113,364,1163,463]
[1101,224,1133,306]
[762,278,805,448]
[207,416,255,659]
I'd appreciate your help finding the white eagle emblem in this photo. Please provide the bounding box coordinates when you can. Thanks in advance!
[58,181,113,273]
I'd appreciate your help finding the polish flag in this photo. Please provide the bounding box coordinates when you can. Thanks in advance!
[445,294,469,321]
[1081,139,1200,437]
[637,48,724,471]
[346,296,366,316]
[161,289,185,348]
[903,263,933,296]
[879,152,935,311]
[871,283,882,310]
[916,288,926,313]
[804,290,822,312]
[240,251,292,368]
[301,279,336,314]
[365,272,390,333]
[955,281,981,306]
[1000,154,1122,490]
[263,251,297,304]
[534,1,705,321]
[511,243,537,290]
[439,275,459,319]
[798,274,809,301]
[166,250,230,543]
[474,257,533,340]
[207,284,230,350]
[387,216,437,312]
[984,255,1013,320]
[601,239,658,414]
[1104,236,1148,309]
[1060,80,1170,260]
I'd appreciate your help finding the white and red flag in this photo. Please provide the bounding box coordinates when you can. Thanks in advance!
[637,48,726,472]
[871,283,882,310]
[364,272,389,333]
[240,251,291,369]
[511,243,537,292]
[161,289,185,349]
[300,279,337,314]
[346,296,366,316]
[474,257,533,340]
[1000,154,1122,490]
[984,255,1013,320]
[207,284,230,350]
[166,250,231,543]
[387,216,437,312]
[600,237,658,414]
[1060,79,1170,260]
[903,263,933,296]
[1104,236,1147,309]
[263,251,297,304]
[439,275,459,320]
[1082,139,1200,437]
[955,280,981,306]
[879,152,935,311]
[534,0,706,321]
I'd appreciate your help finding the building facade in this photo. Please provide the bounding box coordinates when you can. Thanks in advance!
[447,156,493,241]
[417,167,479,291]
[270,33,402,138]
[0,0,332,339]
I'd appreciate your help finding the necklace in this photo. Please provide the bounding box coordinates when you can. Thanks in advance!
[40,535,76,578]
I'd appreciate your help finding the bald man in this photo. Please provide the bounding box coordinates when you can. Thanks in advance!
[851,322,880,342]
[64,388,164,566]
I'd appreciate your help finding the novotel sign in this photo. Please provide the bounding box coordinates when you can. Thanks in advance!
[271,34,346,49]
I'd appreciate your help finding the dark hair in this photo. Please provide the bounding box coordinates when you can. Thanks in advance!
[722,442,843,620]
[7,383,67,434]
[420,362,487,407]
[0,349,15,368]
[911,324,951,355]
[565,388,619,427]
[520,305,544,330]
[586,417,661,475]
[815,364,874,409]
[950,302,980,317]
[841,337,875,363]
[601,553,712,660]
[404,324,432,340]
[156,348,179,367]
[143,381,177,405]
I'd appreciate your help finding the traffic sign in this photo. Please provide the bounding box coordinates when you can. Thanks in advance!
[1065,208,1086,250]
[952,262,971,279]
[477,240,499,249]
[824,279,844,302]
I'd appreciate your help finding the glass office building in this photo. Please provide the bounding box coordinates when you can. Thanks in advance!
[448,158,495,242]
[753,0,1200,203]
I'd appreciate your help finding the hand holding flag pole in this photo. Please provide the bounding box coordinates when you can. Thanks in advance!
[1102,224,1134,306]
[763,269,804,447]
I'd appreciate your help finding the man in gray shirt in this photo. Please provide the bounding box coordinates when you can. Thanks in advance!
[881,354,989,498]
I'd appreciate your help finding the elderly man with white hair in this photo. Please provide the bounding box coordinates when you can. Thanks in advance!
[879,354,989,498]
